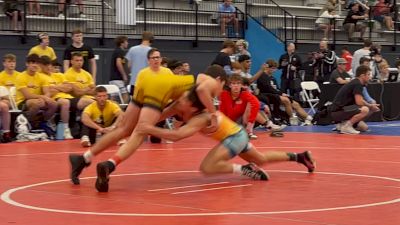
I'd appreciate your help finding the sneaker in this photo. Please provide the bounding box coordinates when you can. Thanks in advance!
[296,151,316,173]
[80,135,91,147]
[301,120,313,126]
[69,154,90,185]
[332,121,345,132]
[64,128,73,140]
[79,12,86,18]
[340,123,360,135]
[248,133,258,139]
[58,13,65,18]
[1,132,12,143]
[241,163,269,180]
[266,122,286,132]
[95,161,115,192]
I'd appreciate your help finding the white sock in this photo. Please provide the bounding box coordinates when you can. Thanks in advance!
[83,150,93,163]
[108,159,117,166]
[63,123,69,129]
[232,164,242,174]
[306,115,313,121]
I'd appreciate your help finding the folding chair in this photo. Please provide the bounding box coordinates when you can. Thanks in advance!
[98,84,128,108]
[3,86,22,113]
[300,81,320,114]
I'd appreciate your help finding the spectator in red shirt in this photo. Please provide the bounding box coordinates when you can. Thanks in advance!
[341,46,353,72]
[219,74,260,138]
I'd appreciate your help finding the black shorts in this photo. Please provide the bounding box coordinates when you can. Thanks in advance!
[5,9,22,21]
[330,104,361,122]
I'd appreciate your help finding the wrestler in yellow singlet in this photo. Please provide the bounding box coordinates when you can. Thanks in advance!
[132,66,195,110]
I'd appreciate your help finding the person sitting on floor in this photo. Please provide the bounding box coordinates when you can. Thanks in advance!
[80,86,122,147]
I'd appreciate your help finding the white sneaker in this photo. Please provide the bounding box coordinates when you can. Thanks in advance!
[266,121,286,132]
[301,120,313,126]
[64,128,73,139]
[80,135,91,147]
[249,133,258,139]
[332,121,346,132]
[340,124,360,135]
[58,13,65,18]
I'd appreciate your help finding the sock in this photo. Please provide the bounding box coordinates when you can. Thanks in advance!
[232,164,242,174]
[287,152,297,161]
[306,115,313,121]
[63,123,69,129]
[83,150,93,163]
[109,155,122,166]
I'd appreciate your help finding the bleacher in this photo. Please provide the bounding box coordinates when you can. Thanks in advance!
[1,0,400,46]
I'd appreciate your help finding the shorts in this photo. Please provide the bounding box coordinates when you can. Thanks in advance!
[330,104,361,122]
[55,97,80,112]
[221,128,251,158]
[17,100,27,110]
[109,80,128,94]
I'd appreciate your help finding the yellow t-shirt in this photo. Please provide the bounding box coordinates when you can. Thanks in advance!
[83,100,121,127]
[42,72,74,99]
[133,67,195,110]
[0,70,20,89]
[15,71,48,104]
[64,67,94,99]
[28,45,57,60]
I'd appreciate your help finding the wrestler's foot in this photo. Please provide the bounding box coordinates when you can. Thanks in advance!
[241,163,269,180]
[95,161,115,192]
[297,151,316,173]
[69,154,90,185]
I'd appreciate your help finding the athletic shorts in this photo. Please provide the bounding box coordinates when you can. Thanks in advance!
[221,128,251,158]
[330,104,361,122]
[132,74,194,111]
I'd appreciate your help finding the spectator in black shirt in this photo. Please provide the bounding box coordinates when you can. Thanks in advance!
[329,58,351,84]
[211,39,236,76]
[109,36,129,103]
[343,3,367,42]
[257,59,313,125]
[278,42,302,98]
[330,65,380,134]
[63,29,97,82]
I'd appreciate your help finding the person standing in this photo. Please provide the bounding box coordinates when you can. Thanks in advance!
[278,43,302,98]
[125,31,153,95]
[28,33,57,61]
[109,36,129,103]
[63,29,97,82]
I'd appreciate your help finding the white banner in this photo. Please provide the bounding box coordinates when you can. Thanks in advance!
[116,0,136,25]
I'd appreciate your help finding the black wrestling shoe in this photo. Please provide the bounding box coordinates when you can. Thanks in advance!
[297,151,316,173]
[69,154,90,185]
[241,163,269,181]
[95,161,115,192]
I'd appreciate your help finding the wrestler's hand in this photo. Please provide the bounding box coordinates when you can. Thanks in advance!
[205,113,218,133]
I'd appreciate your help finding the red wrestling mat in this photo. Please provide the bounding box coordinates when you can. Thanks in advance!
[0,132,399,225]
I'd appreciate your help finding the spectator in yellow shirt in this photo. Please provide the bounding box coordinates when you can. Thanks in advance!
[15,54,57,125]
[28,33,57,61]
[80,86,122,147]
[0,53,20,143]
[64,52,96,99]
[0,53,20,89]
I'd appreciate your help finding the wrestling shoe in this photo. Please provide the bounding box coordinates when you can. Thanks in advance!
[241,163,269,180]
[69,154,90,185]
[296,151,316,173]
[95,161,115,192]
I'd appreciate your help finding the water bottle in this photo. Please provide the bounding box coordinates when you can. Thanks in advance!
[56,123,65,140]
